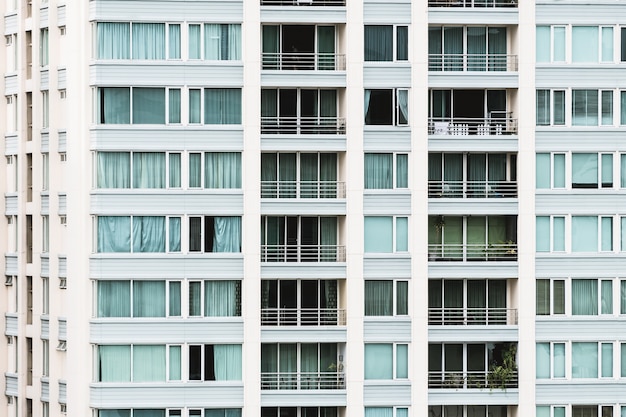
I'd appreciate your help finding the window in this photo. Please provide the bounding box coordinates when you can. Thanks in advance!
[572,279,613,315]
[188,344,242,381]
[536,153,566,188]
[261,153,338,198]
[572,216,613,252]
[536,90,565,126]
[261,216,339,262]
[428,279,508,324]
[364,153,408,189]
[572,89,610,126]
[6,94,18,132]
[42,216,49,253]
[365,408,409,417]
[572,342,614,378]
[188,23,241,60]
[98,411,201,417]
[364,216,408,253]
[262,408,336,417]
[96,22,182,60]
[97,280,186,318]
[261,280,339,325]
[536,279,565,315]
[42,339,49,376]
[42,153,49,191]
[5,34,17,72]
[188,216,242,253]
[572,26,615,63]
[364,343,408,380]
[365,280,408,316]
[97,87,182,125]
[97,344,181,382]
[42,91,49,128]
[536,342,566,379]
[536,26,566,63]
[429,26,507,71]
[261,343,339,389]
[572,153,613,188]
[188,152,242,189]
[40,28,49,66]
[96,216,181,253]
[365,25,408,61]
[188,280,241,317]
[364,89,408,126]
[262,25,337,71]
[536,216,566,252]
[430,406,506,417]
[96,152,182,189]
[188,88,242,124]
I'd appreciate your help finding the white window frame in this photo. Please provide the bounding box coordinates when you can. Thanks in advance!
[364,279,409,317]
[93,151,182,190]
[536,278,566,316]
[365,24,409,62]
[364,215,409,253]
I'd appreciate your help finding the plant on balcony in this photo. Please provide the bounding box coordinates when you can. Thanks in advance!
[487,343,517,390]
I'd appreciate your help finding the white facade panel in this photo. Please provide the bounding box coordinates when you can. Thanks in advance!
[363,66,412,88]
[90,256,244,279]
[363,1,411,24]
[363,193,411,215]
[40,69,50,90]
[261,72,346,88]
[260,7,347,24]
[260,200,346,216]
[261,136,346,152]
[363,129,411,152]
[363,257,412,279]
[260,327,347,343]
[4,313,18,336]
[259,391,347,407]
[4,74,18,95]
[90,192,244,215]
[363,319,412,342]
[91,128,244,151]
[428,389,519,405]
[363,382,412,406]
[3,14,18,35]
[4,194,18,215]
[535,383,626,404]
[90,1,244,21]
[260,264,346,279]
[429,199,519,216]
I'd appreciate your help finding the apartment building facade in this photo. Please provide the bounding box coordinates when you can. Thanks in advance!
[0,0,625,416]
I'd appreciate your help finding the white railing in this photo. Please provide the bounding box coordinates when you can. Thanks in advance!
[262,52,346,71]
[428,180,517,198]
[429,116,517,135]
[261,371,345,390]
[261,308,346,326]
[261,0,346,5]
[428,370,518,389]
[261,117,346,135]
[428,54,518,72]
[428,243,517,261]
[428,0,517,7]
[261,245,346,262]
[428,307,518,325]
[261,181,346,199]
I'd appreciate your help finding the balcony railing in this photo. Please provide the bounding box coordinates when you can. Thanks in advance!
[261,308,346,326]
[428,0,517,7]
[428,370,518,389]
[429,54,518,72]
[428,243,517,261]
[261,117,346,135]
[429,116,517,135]
[428,307,518,325]
[428,180,517,198]
[261,244,346,262]
[262,53,346,71]
[261,371,345,390]
[261,0,346,5]
[261,181,346,199]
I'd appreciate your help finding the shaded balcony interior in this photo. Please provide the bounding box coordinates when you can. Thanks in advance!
[261,0,346,6]
[429,279,518,325]
[261,343,345,390]
[262,89,345,134]
[261,152,346,199]
[261,279,346,326]
[428,216,517,261]
[262,408,340,417]
[261,216,345,262]
[429,89,518,135]
[429,153,517,198]
[429,342,518,389]
[262,24,345,70]
[429,406,514,417]
[429,26,517,71]
[428,0,517,7]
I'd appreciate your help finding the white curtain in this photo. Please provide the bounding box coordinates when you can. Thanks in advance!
[214,344,242,380]
[99,345,131,382]
[132,216,166,252]
[97,152,130,188]
[205,280,239,316]
[133,345,166,382]
[132,23,165,59]
[133,281,165,317]
[132,152,165,188]
[98,216,131,253]
[213,217,242,252]
[97,23,130,59]
[364,344,392,379]
[98,280,130,317]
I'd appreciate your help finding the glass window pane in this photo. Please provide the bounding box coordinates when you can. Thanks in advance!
[554,343,565,377]
[133,281,165,317]
[572,279,598,315]
[396,281,408,315]
[396,217,408,252]
[189,89,201,124]
[396,344,408,378]
[553,216,565,251]
[169,346,181,380]
[536,154,550,188]
[536,343,550,378]
[364,344,393,379]
[364,26,393,61]
[536,279,550,315]
[553,91,565,125]
[572,26,599,62]
[536,26,550,62]
[602,343,613,377]
[168,24,181,59]
[572,342,598,378]
[189,153,201,188]
[364,153,393,189]
[364,217,393,253]
[169,89,181,124]
[553,27,566,61]
[536,216,550,252]
[98,281,130,317]
[601,217,613,251]
[602,90,613,125]
[573,90,599,126]
[189,24,201,59]
[396,154,408,188]
[601,280,613,315]
[554,280,565,314]
[536,90,550,126]
[602,27,614,62]
[397,26,408,61]
[365,281,393,316]
[602,154,613,187]
[132,88,166,124]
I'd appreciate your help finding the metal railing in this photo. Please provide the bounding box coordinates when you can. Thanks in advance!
[428,307,518,325]
[261,308,346,326]
[428,54,518,72]
[429,116,517,135]
[261,371,345,390]
[262,53,346,71]
[428,370,518,389]
[261,181,346,199]
[261,0,346,5]
[428,0,517,7]
[428,243,518,261]
[261,245,346,262]
[428,180,517,198]
[261,116,346,135]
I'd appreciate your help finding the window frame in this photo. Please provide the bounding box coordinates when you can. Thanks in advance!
[96,86,182,125]
[188,215,242,254]
[364,216,409,254]
[364,152,409,190]
[364,279,409,317]
[364,25,409,62]
[536,341,567,379]
[95,21,182,61]
[364,88,409,126]
[95,279,184,318]
[94,151,182,190]
[186,22,242,61]
[364,342,409,380]
[536,278,566,316]
[96,344,182,382]
[187,279,242,318]
[536,89,566,126]
[94,215,182,253]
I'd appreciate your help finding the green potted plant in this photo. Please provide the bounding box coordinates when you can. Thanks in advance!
[487,343,517,390]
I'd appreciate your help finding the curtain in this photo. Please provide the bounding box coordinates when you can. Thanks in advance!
[205,89,242,124]
[429,27,443,70]
[536,343,550,378]
[364,344,392,379]
[572,90,599,126]
[536,279,550,314]
[204,24,222,60]
[300,153,318,198]
[365,281,392,316]
[300,344,319,388]
[364,153,393,189]
[189,89,201,123]
[467,217,486,258]
[468,154,486,196]
[169,153,181,188]
[396,154,408,188]
[572,279,598,315]
[99,88,130,124]
[572,216,598,252]
[262,26,279,69]
[397,26,408,61]
[168,89,181,124]
[572,342,598,378]
[133,281,165,317]
[132,88,165,124]
[572,153,598,188]
[443,154,462,196]
[97,23,130,59]
[98,281,130,317]
[99,345,131,381]
[320,217,337,260]
[442,217,463,258]
[396,344,408,378]
[132,216,166,252]
[261,154,277,197]
[429,154,443,184]
[364,26,392,61]
[622,343,626,377]
[214,345,242,381]
[168,217,181,252]
[134,411,165,417]
[536,26,550,63]
[99,411,130,417]
[397,89,408,125]
[488,280,506,322]
[188,281,202,316]
[488,27,506,70]
[133,345,166,382]
[365,409,393,417]
[168,24,181,59]
[622,281,626,314]
[488,154,507,182]
[536,90,550,126]
[169,281,181,316]
[98,216,131,253]
[364,90,371,120]
[278,153,296,197]
[622,92,626,125]
[132,23,165,59]
[318,26,336,70]
[205,280,239,316]
[213,217,242,252]
[396,281,408,315]
[601,91,613,125]
[320,153,337,198]
[228,25,242,60]
[205,152,242,188]
[189,153,201,187]
[97,152,130,188]
[467,27,486,71]
[444,280,463,321]
[444,27,463,70]
[188,24,201,59]
[133,152,165,188]
[572,26,599,62]
[468,280,486,322]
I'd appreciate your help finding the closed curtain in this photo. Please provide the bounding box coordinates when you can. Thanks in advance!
[100,87,130,124]
[99,411,131,417]
[134,411,165,417]
[261,154,277,197]
[169,153,181,188]
[572,216,598,252]
[189,89,201,123]
[320,153,338,197]
[468,281,486,320]
[279,153,296,197]
[444,280,463,316]
[397,281,408,315]
[169,217,181,252]
[487,216,507,245]
[205,89,241,124]
[572,153,598,188]
[98,216,131,253]
[572,279,598,315]
[133,152,165,188]
[443,27,463,70]
[214,344,242,381]
[189,153,201,187]
[444,154,462,195]
[429,27,443,70]
[621,92,626,125]
[602,217,613,251]
[572,26,599,62]
[317,26,335,70]
[488,280,506,309]
[320,90,337,119]
[622,344,626,377]
[279,344,297,374]
[168,24,181,59]
[429,154,442,186]
[536,279,550,314]
[205,152,242,188]
[205,280,239,317]
[205,410,242,417]
[364,153,393,189]
[468,154,487,195]
[364,344,392,379]
[133,281,165,317]
[97,23,130,59]
[300,153,318,198]
[97,152,130,188]
[467,216,486,257]
[132,88,165,124]
[261,344,278,374]
[228,25,242,60]
[99,345,131,382]
[213,217,242,252]
[320,217,337,260]
[442,217,462,257]
[572,90,598,126]
[572,342,598,378]
[365,409,393,417]
[364,26,392,61]
[169,89,181,124]
[132,23,165,59]
[536,90,550,126]
[132,216,166,252]
[205,24,222,60]
[262,26,279,69]
[622,281,626,314]
[488,154,507,182]
[488,27,506,70]
[396,26,408,61]
[133,345,166,382]
[98,280,130,317]
[467,27,486,71]
[188,24,201,59]
[365,280,392,316]
[396,154,408,188]
[169,282,181,317]
[300,344,319,388]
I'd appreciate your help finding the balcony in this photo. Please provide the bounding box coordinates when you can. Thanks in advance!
[428,0,517,7]
[261,371,345,390]
[261,0,345,5]
[428,307,518,326]
[261,116,346,135]
[429,115,517,135]
[262,308,346,326]
[261,244,346,262]
[428,370,518,389]
[429,54,518,72]
[428,180,517,198]
[428,243,517,261]
[262,181,346,199]
[262,52,346,71]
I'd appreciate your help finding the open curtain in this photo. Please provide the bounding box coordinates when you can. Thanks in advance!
[317,26,335,70]
[467,27,486,71]
[572,342,598,378]
[364,153,393,189]
[99,88,130,124]
[133,152,165,188]
[97,23,130,59]
[205,89,242,124]
[572,279,598,315]
[364,26,392,61]
[98,281,130,317]
[133,281,165,317]
[132,88,165,124]
[133,345,166,382]
[213,217,242,252]
[214,344,242,381]
[364,280,392,316]
[205,24,222,60]
[364,344,392,379]
[99,345,131,382]
[228,25,242,60]
[205,280,239,316]
[364,90,372,121]
[97,152,130,188]
[98,216,131,253]
[132,216,166,252]
[132,23,165,59]
[205,152,242,188]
